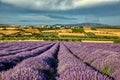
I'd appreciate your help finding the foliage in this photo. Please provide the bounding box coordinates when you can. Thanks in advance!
[72,27,84,33]
[102,67,110,75]
[114,39,120,43]
[91,27,96,30]
[85,32,96,38]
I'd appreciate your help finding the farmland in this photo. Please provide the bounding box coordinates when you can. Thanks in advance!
[0,42,120,80]
[0,25,120,43]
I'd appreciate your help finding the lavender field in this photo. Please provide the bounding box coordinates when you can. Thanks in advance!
[0,42,120,80]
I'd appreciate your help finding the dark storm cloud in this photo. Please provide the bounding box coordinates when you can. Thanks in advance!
[0,0,120,25]
[1,2,120,17]
[46,15,76,20]
[1,0,119,10]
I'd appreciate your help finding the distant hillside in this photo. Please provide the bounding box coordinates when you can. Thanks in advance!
[0,24,17,27]
[53,23,110,27]
[1,23,120,28]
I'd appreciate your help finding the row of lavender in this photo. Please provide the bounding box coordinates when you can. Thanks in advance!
[0,42,59,80]
[0,42,55,71]
[0,42,52,57]
[0,42,119,80]
[56,43,112,80]
[64,42,120,80]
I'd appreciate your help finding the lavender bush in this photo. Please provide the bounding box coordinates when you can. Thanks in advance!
[0,42,120,80]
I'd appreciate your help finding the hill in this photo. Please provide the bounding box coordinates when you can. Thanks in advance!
[53,23,110,27]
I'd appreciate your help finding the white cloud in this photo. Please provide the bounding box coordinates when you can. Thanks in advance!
[1,0,120,10]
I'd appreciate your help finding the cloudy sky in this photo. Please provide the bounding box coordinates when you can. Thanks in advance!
[0,0,120,25]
